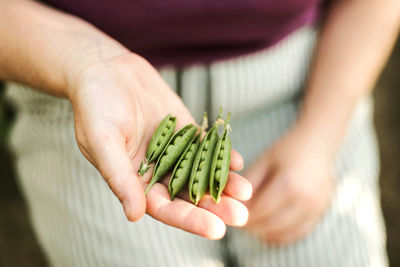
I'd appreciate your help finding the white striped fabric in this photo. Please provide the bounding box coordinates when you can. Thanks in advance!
[5,25,388,267]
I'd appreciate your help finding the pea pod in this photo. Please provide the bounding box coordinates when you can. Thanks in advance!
[145,124,198,195]
[168,112,209,200]
[188,111,224,205]
[138,114,176,176]
[168,134,201,200]
[209,112,232,203]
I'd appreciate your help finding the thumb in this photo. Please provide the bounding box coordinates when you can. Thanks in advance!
[244,151,271,194]
[91,130,146,222]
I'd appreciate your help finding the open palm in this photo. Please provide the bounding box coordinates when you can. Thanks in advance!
[68,53,252,239]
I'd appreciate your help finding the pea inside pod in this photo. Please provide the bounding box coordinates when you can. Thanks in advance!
[209,112,232,203]
[188,110,225,205]
[168,134,200,200]
[138,114,176,176]
[145,124,198,195]
[168,112,209,200]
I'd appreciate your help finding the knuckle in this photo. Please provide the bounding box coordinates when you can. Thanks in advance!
[103,173,126,200]
[75,127,88,147]
[265,235,284,245]
[77,127,108,152]
[105,171,128,189]
[284,177,313,202]
[304,192,319,208]
[284,177,302,197]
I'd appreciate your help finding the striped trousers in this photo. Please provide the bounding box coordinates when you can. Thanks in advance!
[5,26,388,267]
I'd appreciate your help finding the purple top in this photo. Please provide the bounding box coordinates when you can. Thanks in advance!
[43,0,323,67]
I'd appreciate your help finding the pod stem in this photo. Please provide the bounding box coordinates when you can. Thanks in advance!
[224,112,232,133]
[138,160,150,176]
[200,111,208,132]
[214,107,224,127]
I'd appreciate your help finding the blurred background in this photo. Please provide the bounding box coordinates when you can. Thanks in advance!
[0,38,399,266]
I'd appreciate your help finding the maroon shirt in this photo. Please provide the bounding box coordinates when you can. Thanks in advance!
[43,0,323,66]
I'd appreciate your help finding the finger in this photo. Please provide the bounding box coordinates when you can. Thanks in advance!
[175,114,197,129]
[146,183,226,240]
[252,201,304,236]
[161,172,252,204]
[267,200,327,244]
[243,153,270,193]
[198,195,249,227]
[92,130,146,222]
[223,172,253,201]
[150,180,249,227]
[266,214,318,244]
[230,149,244,171]
[247,175,290,227]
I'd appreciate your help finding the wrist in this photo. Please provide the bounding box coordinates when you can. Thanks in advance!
[62,34,130,100]
[290,118,340,160]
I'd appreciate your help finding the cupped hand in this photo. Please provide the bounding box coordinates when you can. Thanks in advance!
[244,125,334,244]
[67,53,252,239]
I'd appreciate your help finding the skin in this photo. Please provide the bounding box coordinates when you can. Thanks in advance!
[245,0,400,244]
[0,0,252,240]
[1,0,399,244]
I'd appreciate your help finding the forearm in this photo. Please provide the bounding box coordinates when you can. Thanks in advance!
[297,0,400,155]
[0,0,128,97]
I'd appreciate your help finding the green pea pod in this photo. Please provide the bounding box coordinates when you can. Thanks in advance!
[168,134,201,200]
[138,114,176,176]
[168,112,209,200]
[209,113,232,203]
[188,126,219,205]
[145,124,197,195]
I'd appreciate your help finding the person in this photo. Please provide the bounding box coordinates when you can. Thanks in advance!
[1,0,399,266]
